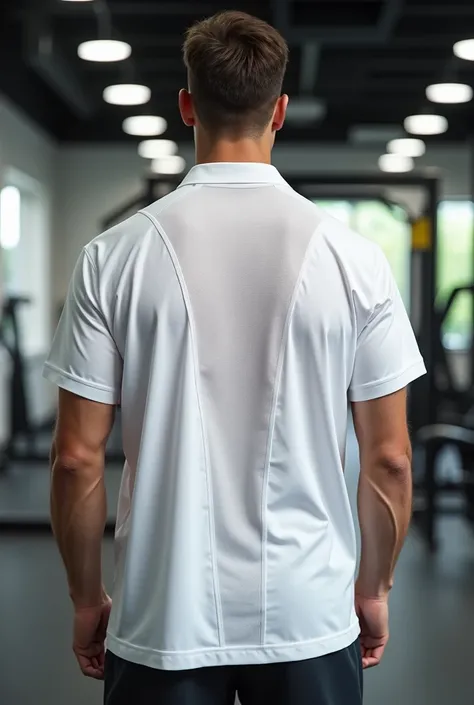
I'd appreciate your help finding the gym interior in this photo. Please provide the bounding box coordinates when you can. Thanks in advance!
[1,1,474,704]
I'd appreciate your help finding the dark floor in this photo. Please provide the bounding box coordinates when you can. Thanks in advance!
[0,433,473,705]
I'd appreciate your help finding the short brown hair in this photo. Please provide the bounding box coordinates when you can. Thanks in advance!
[183,11,289,136]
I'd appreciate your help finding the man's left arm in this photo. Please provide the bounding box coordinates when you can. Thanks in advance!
[51,390,115,609]
[51,390,115,680]
[43,246,122,680]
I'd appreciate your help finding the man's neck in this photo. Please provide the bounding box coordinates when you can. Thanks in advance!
[195,138,272,165]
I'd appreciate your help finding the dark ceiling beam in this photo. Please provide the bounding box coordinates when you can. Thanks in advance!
[82,58,185,72]
[405,5,474,16]
[66,33,182,47]
[284,32,469,47]
[24,16,94,118]
[296,0,383,2]
[66,30,467,50]
[273,0,290,31]
[44,2,217,15]
[359,57,443,70]
[392,35,470,47]
[378,0,404,36]
[273,0,404,45]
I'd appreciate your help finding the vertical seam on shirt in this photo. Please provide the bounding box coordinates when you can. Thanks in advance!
[139,207,225,648]
[260,220,326,646]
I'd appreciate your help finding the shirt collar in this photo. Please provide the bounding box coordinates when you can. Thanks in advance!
[178,162,287,187]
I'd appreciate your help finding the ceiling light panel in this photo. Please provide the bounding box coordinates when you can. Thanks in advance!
[123,116,167,136]
[78,40,132,63]
[379,154,414,173]
[103,84,151,106]
[426,83,472,104]
[387,138,426,157]
[151,156,186,175]
[404,114,448,136]
[138,140,178,159]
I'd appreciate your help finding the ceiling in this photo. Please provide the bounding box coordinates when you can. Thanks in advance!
[2,0,474,145]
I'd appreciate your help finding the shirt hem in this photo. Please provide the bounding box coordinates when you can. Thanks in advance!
[106,621,361,671]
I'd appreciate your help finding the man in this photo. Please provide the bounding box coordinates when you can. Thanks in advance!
[44,10,426,705]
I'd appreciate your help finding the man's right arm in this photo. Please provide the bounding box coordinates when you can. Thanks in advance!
[352,388,412,601]
[351,388,413,670]
[348,248,425,668]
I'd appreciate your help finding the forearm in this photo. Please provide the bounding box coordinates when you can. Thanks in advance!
[50,444,107,608]
[356,454,412,599]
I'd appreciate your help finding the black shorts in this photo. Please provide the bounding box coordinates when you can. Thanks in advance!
[104,639,363,705]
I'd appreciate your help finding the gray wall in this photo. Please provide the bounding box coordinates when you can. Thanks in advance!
[0,96,56,439]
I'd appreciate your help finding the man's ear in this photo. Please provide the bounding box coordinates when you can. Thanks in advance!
[272,94,289,132]
[179,89,196,127]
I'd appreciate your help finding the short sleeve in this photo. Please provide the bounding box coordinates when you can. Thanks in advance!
[349,254,426,402]
[43,248,122,405]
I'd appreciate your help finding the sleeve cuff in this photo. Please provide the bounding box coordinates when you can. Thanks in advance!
[349,359,427,402]
[43,363,118,405]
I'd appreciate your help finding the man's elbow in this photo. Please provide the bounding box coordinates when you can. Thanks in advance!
[53,442,101,474]
[376,451,412,481]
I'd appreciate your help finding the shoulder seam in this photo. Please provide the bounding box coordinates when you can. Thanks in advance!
[140,184,200,220]
[83,245,98,272]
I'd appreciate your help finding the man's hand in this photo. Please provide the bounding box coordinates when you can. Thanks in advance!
[355,594,389,669]
[73,595,112,680]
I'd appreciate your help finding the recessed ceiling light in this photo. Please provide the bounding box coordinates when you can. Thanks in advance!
[138,140,178,159]
[151,156,186,175]
[387,138,426,157]
[78,40,131,63]
[61,1,94,3]
[123,116,167,137]
[453,39,474,61]
[378,154,414,173]
[103,84,151,106]
[404,114,448,136]
[426,82,472,104]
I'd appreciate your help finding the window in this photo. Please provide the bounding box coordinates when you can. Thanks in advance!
[0,185,21,292]
[0,177,51,357]
[315,198,474,350]
[314,199,411,308]
[437,201,473,349]
[0,186,21,249]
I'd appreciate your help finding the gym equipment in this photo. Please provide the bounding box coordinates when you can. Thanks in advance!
[413,424,474,551]
[0,296,125,472]
[411,285,474,550]
[432,285,474,422]
[0,296,38,468]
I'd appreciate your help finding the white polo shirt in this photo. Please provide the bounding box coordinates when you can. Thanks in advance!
[44,162,426,671]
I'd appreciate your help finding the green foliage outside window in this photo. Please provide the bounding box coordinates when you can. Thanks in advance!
[437,201,473,348]
[315,198,474,349]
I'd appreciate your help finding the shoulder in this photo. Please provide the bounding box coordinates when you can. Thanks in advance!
[84,211,150,269]
[278,184,384,264]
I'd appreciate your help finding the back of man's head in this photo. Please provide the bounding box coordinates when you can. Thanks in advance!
[183,11,289,138]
